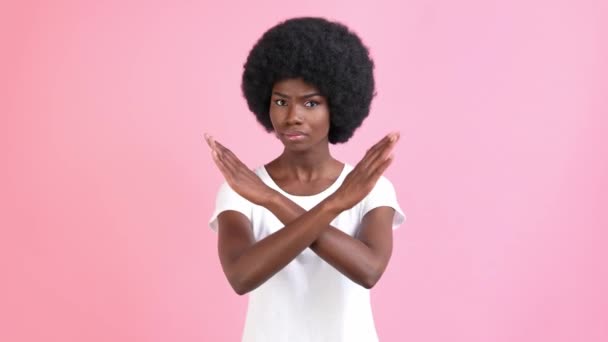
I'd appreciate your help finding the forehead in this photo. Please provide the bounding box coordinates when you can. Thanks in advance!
[272,78,320,94]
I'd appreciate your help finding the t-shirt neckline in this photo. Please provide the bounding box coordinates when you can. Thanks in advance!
[261,163,348,198]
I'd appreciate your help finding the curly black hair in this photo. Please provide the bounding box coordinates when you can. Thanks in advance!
[241,17,376,144]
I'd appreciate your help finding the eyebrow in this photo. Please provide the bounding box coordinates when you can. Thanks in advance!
[272,91,322,99]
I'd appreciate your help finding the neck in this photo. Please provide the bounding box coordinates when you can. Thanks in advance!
[275,142,337,181]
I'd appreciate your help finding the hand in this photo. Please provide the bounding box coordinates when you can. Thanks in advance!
[330,132,400,211]
[204,133,276,206]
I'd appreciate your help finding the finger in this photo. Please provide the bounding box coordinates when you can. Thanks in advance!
[208,140,235,174]
[374,154,394,177]
[368,154,394,183]
[212,144,240,175]
[214,141,233,156]
[369,137,398,169]
[212,143,253,183]
[362,132,399,164]
[363,144,397,178]
[213,141,238,167]
[212,150,241,187]
[210,140,255,180]
[205,134,220,153]
[203,133,212,146]
[214,141,249,169]
[210,149,228,175]
[364,133,392,157]
[361,133,399,170]
[207,138,234,165]
[355,136,390,171]
[375,132,399,157]
[204,135,213,150]
[377,131,399,148]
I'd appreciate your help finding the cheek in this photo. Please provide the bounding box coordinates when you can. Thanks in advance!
[317,110,331,130]
[268,108,279,128]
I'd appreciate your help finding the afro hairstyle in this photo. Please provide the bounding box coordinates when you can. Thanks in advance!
[241,17,376,144]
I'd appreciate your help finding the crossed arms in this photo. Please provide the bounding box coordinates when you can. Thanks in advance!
[206,133,400,294]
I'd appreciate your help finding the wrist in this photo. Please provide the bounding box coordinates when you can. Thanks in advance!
[258,188,281,207]
[321,193,345,216]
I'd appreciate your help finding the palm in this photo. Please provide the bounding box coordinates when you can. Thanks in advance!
[333,132,399,210]
[204,134,274,205]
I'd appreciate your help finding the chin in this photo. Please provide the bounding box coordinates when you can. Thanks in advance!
[282,143,310,152]
[282,138,318,151]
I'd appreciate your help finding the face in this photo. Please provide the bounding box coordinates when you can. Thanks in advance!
[269,78,330,151]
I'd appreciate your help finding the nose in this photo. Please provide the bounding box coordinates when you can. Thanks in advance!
[285,104,303,125]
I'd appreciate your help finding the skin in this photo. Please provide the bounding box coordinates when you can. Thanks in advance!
[204,78,400,294]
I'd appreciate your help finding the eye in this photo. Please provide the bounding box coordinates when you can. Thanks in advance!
[305,101,319,108]
[274,99,287,106]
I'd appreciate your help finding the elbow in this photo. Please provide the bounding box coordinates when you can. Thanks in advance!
[228,275,251,296]
[361,274,380,289]
[232,284,249,296]
[224,263,252,295]
[225,261,263,295]
[227,269,260,295]
[360,265,385,289]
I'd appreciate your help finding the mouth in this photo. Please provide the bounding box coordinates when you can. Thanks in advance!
[282,131,307,141]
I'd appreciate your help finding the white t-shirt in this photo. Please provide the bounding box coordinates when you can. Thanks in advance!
[209,163,406,342]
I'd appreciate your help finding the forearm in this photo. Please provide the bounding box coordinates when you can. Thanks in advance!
[263,192,381,288]
[228,192,342,294]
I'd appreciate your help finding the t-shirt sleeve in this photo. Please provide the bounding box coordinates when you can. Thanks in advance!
[360,176,406,230]
[208,181,253,233]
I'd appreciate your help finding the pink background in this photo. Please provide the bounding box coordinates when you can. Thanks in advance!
[2,0,607,341]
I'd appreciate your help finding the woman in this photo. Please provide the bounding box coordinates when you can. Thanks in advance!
[205,17,405,342]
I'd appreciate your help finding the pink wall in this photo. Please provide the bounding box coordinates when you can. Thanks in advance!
[3,0,607,341]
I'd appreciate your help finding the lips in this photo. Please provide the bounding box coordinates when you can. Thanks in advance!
[282,130,307,137]
[281,130,307,141]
